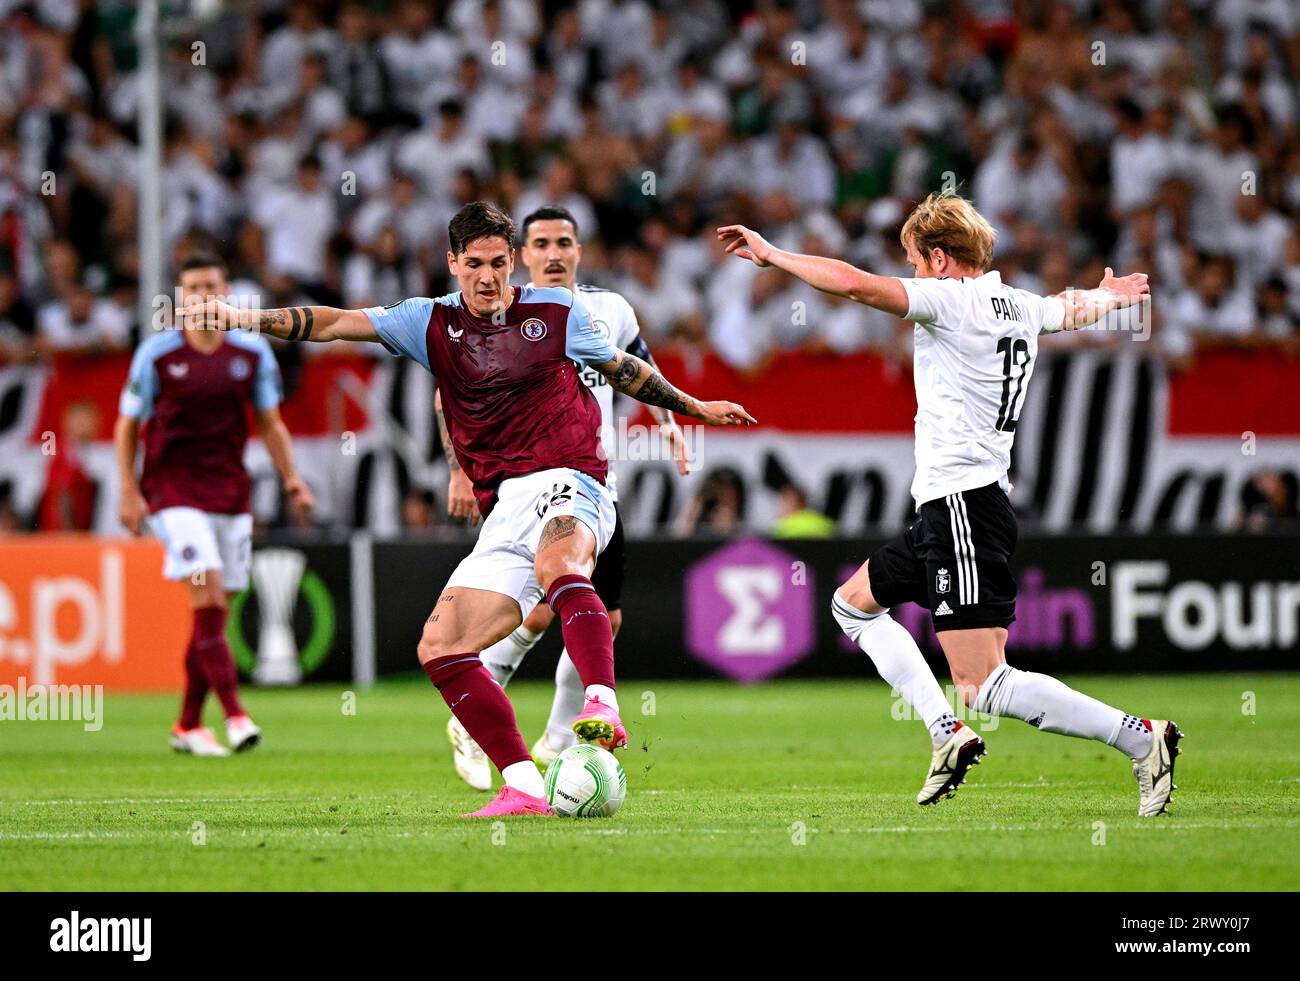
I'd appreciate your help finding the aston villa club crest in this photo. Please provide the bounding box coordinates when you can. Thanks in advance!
[230,358,251,380]
[935,568,951,594]
[520,318,547,341]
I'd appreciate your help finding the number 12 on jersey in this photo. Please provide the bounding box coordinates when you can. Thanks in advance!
[995,337,1031,432]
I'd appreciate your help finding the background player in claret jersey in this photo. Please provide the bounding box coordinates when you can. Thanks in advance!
[182,201,754,817]
[719,191,1181,818]
[441,206,692,791]
[115,255,315,757]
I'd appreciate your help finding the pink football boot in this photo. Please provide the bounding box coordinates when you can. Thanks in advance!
[571,695,628,751]
[463,785,553,818]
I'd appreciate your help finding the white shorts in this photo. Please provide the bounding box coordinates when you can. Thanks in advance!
[446,468,616,617]
[149,506,254,591]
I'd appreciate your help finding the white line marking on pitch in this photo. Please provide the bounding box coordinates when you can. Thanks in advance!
[4,821,1294,843]
[8,795,413,806]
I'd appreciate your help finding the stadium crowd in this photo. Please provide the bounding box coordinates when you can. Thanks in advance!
[1,0,1298,536]
[1,0,1298,375]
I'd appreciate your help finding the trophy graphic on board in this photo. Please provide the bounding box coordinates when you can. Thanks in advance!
[251,548,306,685]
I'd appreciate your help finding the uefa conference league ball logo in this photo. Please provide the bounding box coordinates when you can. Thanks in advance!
[227,548,336,684]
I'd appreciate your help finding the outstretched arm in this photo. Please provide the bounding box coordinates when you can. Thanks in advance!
[716,224,910,317]
[593,350,755,427]
[179,298,380,343]
[1051,267,1150,331]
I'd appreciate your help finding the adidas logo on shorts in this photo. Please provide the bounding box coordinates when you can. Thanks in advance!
[935,601,954,616]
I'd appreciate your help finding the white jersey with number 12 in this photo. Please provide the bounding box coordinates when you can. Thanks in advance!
[901,270,1066,508]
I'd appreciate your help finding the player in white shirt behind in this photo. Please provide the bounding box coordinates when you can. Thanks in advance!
[442,206,691,790]
[719,190,1182,817]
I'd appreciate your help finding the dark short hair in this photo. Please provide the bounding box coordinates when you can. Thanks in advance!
[521,206,580,242]
[178,253,228,277]
[448,201,516,255]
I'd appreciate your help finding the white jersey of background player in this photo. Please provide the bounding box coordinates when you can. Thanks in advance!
[719,191,1183,819]
[441,206,689,791]
[904,266,1063,507]
[570,283,640,502]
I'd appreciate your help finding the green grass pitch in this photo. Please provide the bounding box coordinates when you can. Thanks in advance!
[2,674,1297,891]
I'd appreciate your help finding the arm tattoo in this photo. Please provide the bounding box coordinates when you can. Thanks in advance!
[258,309,289,335]
[435,400,459,472]
[610,355,640,388]
[601,353,693,415]
[627,339,672,423]
[257,307,315,341]
[634,371,691,414]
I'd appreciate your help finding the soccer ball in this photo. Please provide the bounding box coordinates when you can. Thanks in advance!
[544,744,627,818]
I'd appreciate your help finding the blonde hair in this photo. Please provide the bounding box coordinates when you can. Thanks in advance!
[900,190,997,273]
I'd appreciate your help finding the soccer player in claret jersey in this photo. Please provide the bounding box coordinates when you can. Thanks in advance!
[441,205,692,791]
[184,201,754,817]
[115,254,315,757]
[720,191,1182,817]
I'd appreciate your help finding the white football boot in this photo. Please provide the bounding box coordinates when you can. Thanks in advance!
[1132,719,1183,817]
[531,734,571,770]
[917,725,987,805]
[226,714,262,752]
[170,725,230,757]
[447,716,492,791]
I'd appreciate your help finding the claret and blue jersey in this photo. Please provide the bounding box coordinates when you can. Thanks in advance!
[118,328,282,516]
[364,285,616,516]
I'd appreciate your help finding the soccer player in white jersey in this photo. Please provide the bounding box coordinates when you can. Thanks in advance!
[442,206,691,790]
[719,190,1182,817]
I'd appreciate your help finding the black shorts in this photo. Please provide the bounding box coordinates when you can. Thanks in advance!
[867,482,1018,632]
[590,505,625,611]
